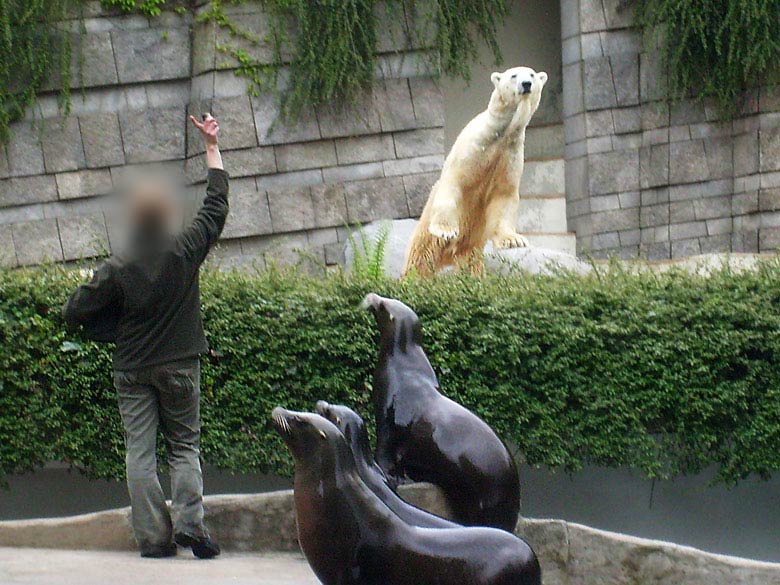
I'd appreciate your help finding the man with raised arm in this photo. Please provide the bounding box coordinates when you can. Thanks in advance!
[63,114,227,559]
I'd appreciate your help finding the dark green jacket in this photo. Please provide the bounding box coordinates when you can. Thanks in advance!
[63,169,229,370]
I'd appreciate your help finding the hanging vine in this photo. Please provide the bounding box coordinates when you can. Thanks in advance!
[0,0,510,141]
[635,0,780,114]
[197,0,509,119]
[3,0,780,141]
[0,0,79,142]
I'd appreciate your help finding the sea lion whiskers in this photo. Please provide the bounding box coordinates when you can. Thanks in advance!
[272,408,291,434]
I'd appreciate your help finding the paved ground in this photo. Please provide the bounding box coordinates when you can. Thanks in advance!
[0,548,320,585]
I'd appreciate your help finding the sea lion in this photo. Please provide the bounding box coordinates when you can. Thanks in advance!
[314,400,456,529]
[271,407,541,585]
[362,293,521,532]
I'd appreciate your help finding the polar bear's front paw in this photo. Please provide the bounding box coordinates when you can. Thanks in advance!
[429,221,460,242]
[494,232,530,249]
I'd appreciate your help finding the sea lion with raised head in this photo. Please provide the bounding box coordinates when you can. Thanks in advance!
[362,293,521,532]
[315,400,456,529]
[271,407,541,585]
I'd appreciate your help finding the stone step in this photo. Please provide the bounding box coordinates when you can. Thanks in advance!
[520,158,565,196]
[524,232,577,255]
[517,195,568,233]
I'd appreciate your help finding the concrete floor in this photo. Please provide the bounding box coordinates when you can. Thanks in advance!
[0,548,320,585]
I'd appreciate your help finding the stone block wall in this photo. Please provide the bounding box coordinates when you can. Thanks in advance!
[561,0,780,259]
[0,1,444,269]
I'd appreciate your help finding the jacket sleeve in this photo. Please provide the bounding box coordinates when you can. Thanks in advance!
[177,168,229,263]
[62,263,123,335]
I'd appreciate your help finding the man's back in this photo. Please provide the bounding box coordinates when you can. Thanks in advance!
[112,237,205,369]
[63,167,229,370]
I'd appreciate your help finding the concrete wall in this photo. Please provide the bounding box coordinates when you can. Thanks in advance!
[560,0,780,259]
[4,462,779,563]
[2,486,779,584]
[0,1,445,270]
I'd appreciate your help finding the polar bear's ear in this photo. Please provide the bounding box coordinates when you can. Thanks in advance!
[491,72,502,87]
[538,71,548,87]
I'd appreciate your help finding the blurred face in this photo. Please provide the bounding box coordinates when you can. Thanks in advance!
[126,180,177,233]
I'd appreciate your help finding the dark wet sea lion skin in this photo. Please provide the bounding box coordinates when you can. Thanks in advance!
[363,293,522,532]
[315,401,457,529]
[271,407,541,585]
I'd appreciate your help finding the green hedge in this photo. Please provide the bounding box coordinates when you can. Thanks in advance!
[2,263,780,484]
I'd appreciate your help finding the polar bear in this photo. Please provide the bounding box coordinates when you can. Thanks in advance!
[403,66,548,277]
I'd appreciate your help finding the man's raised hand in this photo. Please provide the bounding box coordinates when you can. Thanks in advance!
[189,113,220,146]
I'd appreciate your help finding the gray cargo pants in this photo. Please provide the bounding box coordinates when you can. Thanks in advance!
[113,358,207,550]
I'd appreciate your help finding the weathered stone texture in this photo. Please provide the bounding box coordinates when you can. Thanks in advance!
[564,0,780,259]
[318,98,382,139]
[322,162,384,185]
[310,184,349,228]
[373,79,417,132]
[345,177,409,223]
[119,107,185,164]
[41,118,86,173]
[402,172,437,217]
[0,6,445,267]
[393,128,444,159]
[0,229,16,267]
[56,170,113,200]
[220,179,273,240]
[275,141,338,173]
[11,219,63,265]
[78,32,120,88]
[224,147,276,180]
[268,187,317,233]
[80,113,125,169]
[113,28,190,84]
[335,134,395,165]
[211,96,258,152]
[58,214,110,260]
[0,176,58,208]
[409,78,445,128]
[252,95,321,146]
[8,123,45,177]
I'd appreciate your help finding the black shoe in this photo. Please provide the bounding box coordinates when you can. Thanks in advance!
[175,532,221,559]
[140,543,177,558]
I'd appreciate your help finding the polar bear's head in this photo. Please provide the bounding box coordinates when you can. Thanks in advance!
[490,66,548,109]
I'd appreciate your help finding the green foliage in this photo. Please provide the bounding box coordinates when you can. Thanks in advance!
[0,0,510,140]
[348,223,390,281]
[200,0,508,119]
[635,0,780,114]
[267,0,378,118]
[100,0,167,16]
[0,0,78,142]
[3,263,780,484]
[426,0,508,81]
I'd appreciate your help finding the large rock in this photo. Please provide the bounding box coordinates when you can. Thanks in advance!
[344,219,591,278]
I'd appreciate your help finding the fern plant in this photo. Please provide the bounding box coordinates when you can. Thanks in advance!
[348,222,391,281]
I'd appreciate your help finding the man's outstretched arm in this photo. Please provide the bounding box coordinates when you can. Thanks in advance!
[178,114,229,262]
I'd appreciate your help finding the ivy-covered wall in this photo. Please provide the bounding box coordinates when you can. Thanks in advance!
[0,1,445,269]
[561,0,780,261]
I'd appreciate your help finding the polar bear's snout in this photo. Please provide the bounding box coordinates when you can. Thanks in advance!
[521,80,532,94]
